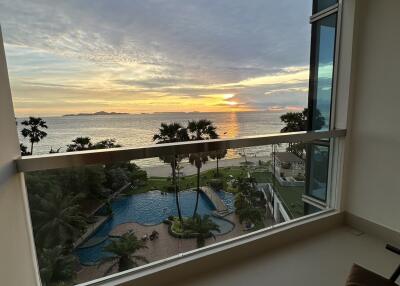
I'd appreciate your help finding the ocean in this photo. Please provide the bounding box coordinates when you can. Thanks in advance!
[17,111,286,167]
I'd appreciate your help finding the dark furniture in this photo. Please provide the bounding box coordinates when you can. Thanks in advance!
[346,244,400,286]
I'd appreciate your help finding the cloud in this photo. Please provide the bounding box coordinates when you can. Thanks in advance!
[0,0,313,116]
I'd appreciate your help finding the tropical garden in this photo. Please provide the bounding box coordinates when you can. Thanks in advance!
[18,108,313,285]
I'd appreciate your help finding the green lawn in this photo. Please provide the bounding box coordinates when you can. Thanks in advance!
[251,171,305,219]
[129,166,249,194]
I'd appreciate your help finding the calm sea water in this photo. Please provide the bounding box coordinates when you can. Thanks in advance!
[17,111,285,167]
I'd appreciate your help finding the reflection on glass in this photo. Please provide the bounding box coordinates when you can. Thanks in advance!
[307,144,329,201]
[311,14,337,130]
[314,0,337,13]
[304,202,322,215]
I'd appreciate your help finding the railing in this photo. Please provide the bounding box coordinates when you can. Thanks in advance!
[19,129,346,285]
[16,129,346,172]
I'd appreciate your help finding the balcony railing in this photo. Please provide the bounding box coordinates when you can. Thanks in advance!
[16,129,346,172]
[18,129,346,285]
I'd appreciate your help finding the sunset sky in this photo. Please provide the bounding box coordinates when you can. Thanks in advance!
[0,0,312,116]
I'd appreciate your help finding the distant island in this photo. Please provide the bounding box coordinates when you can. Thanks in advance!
[63,111,129,117]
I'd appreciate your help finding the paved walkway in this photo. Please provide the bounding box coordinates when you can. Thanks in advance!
[75,214,252,284]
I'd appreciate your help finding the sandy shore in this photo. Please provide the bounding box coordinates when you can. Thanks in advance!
[143,155,271,177]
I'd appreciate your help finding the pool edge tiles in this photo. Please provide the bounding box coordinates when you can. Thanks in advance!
[75,190,236,265]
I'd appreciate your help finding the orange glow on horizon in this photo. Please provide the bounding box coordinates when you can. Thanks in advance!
[222,94,235,100]
[225,100,238,106]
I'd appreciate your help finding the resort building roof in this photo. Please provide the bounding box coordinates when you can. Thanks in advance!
[273,152,304,164]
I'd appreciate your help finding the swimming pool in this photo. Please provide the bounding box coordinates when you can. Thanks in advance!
[76,190,235,265]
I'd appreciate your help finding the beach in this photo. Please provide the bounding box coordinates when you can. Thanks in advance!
[143,155,271,177]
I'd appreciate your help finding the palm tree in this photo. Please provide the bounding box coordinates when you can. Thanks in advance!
[66,136,93,152]
[189,152,209,217]
[93,138,122,149]
[30,190,86,249]
[187,119,218,140]
[187,120,219,217]
[237,207,264,228]
[38,245,77,286]
[209,148,227,176]
[21,117,48,155]
[100,233,148,274]
[153,122,189,223]
[186,215,220,248]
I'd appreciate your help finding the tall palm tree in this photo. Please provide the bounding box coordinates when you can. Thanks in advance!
[153,122,189,223]
[66,136,93,152]
[100,233,148,274]
[30,190,86,249]
[187,120,219,217]
[186,215,220,248]
[38,245,77,286]
[209,148,227,176]
[189,152,209,217]
[21,116,48,155]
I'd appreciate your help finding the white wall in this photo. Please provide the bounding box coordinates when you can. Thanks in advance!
[343,0,400,232]
[0,28,41,286]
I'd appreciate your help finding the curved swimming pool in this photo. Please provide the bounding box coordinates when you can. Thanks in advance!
[76,190,235,265]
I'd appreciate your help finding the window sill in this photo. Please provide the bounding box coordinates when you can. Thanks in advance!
[77,210,343,286]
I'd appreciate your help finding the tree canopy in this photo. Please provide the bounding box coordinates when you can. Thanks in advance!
[21,117,48,155]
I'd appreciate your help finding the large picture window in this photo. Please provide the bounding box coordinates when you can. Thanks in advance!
[0,0,344,285]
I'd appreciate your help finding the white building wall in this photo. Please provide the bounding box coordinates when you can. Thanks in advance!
[0,28,41,286]
[343,0,400,232]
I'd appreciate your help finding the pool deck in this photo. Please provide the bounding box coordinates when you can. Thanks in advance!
[75,213,259,284]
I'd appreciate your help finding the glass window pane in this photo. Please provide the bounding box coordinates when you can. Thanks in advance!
[311,14,337,130]
[307,144,329,201]
[304,202,322,215]
[313,0,337,13]
[24,141,325,284]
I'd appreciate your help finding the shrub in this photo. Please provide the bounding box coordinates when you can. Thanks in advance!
[208,178,223,191]
[165,185,175,193]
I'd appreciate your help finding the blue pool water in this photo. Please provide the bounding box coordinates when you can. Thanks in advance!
[76,190,234,265]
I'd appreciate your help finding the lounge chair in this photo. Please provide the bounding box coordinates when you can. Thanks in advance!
[150,230,159,241]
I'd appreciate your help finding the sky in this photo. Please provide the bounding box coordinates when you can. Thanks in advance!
[0,0,312,116]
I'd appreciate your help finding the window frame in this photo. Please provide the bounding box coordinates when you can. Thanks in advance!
[0,1,350,285]
[304,0,343,208]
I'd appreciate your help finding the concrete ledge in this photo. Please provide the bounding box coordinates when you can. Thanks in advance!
[77,211,344,286]
[344,212,400,246]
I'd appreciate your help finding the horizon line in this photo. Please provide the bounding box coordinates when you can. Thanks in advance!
[14,107,306,118]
